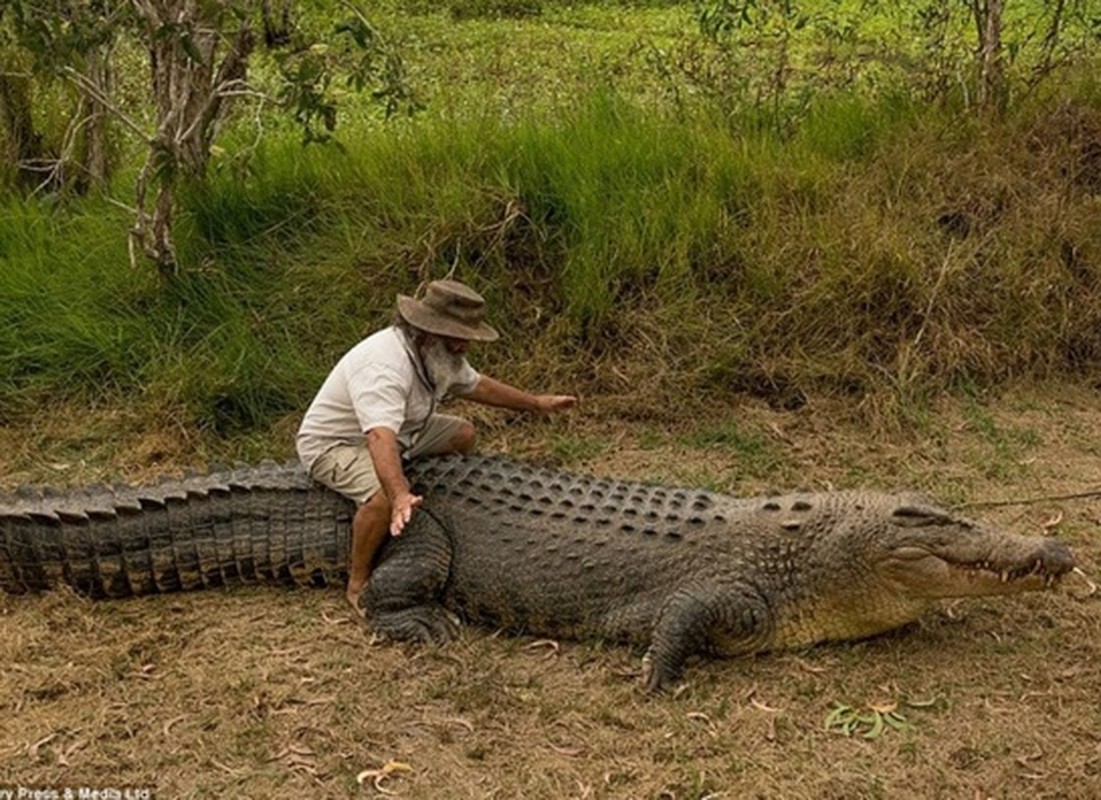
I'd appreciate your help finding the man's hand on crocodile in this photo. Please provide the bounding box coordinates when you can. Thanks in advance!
[390,490,423,536]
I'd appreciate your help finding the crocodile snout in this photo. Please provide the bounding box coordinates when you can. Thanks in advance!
[1038,538,1077,577]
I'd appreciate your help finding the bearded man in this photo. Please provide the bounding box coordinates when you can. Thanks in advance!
[296,279,577,612]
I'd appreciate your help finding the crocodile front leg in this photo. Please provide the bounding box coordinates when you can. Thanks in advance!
[359,510,459,646]
[643,583,772,692]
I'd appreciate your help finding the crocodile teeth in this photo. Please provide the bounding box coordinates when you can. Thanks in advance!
[1000,570,1009,583]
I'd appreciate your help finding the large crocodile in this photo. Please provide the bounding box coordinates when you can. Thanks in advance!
[0,454,1076,689]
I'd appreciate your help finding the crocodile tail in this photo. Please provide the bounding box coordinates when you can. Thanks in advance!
[0,464,355,598]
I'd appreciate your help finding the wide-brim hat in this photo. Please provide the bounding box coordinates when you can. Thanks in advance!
[396,279,500,342]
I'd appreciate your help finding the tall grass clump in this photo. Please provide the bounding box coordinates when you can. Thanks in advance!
[507,96,719,326]
[4,81,1101,437]
[0,202,154,417]
[0,171,332,433]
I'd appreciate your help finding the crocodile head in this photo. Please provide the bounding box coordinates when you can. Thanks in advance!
[869,501,1076,599]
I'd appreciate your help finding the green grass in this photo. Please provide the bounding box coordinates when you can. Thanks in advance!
[678,421,783,480]
[2,0,1101,440]
[548,434,607,465]
[0,203,152,405]
[0,193,324,432]
[364,0,1099,123]
[4,81,1101,437]
[960,400,1042,480]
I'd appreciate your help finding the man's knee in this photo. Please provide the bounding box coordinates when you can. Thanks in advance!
[355,491,390,527]
[448,420,476,455]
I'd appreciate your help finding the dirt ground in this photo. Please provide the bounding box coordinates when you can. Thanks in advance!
[1,385,1099,799]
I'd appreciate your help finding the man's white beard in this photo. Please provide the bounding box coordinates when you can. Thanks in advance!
[420,336,467,399]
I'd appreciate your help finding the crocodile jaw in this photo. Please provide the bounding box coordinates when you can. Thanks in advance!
[877,538,1076,599]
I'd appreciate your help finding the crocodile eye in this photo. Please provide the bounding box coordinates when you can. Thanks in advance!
[891,505,954,527]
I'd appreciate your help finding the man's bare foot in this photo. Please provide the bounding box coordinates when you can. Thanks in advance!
[346,582,367,619]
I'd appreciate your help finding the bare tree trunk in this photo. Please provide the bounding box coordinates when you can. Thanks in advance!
[129,0,254,278]
[1030,0,1067,88]
[76,48,112,192]
[971,0,1006,112]
[261,0,291,47]
[0,69,46,190]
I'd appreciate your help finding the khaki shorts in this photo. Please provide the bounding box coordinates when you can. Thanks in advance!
[308,414,469,504]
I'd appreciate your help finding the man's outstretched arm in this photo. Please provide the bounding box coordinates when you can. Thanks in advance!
[462,375,577,414]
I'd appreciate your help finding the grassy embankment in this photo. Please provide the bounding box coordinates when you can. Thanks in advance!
[2,3,1100,476]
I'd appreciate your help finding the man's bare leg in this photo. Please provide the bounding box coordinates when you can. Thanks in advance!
[347,490,391,615]
[347,421,474,616]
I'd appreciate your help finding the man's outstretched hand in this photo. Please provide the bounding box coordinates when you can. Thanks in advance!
[534,394,579,414]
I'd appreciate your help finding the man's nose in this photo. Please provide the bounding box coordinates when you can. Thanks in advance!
[444,337,470,354]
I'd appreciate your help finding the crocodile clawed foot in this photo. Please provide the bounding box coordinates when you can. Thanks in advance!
[640,653,679,695]
[641,654,663,693]
[420,609,462,646]
[368,605,462,646]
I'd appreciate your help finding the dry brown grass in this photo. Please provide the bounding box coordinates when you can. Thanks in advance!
[2,384,1100,799]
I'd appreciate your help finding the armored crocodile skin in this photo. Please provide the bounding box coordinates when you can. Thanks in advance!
[0,453,1076,689]
[0,461,353,596]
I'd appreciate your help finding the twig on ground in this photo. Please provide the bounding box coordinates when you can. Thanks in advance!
[955,489,1101,509]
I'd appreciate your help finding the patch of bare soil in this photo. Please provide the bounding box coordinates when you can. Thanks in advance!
[2,384,1100,799]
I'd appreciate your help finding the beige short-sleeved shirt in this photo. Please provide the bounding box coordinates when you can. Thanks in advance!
[295,326,479,472]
